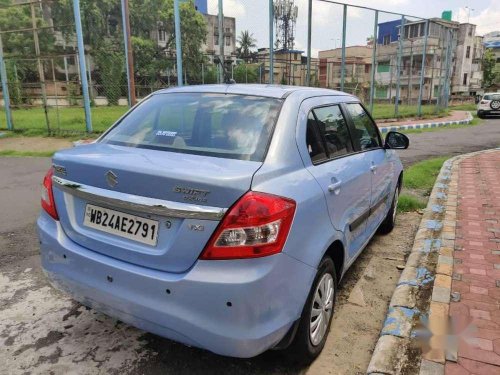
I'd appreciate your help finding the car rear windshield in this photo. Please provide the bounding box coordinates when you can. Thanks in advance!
[101,93,283,161]
[483,94,500,100]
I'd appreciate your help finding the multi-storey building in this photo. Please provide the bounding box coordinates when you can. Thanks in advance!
[256,48,317,86]
[318,46,373,99]
[374,16,483,103]
[483,31,500,90]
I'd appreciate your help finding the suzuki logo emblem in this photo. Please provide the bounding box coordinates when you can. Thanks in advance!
[106,170,118,188]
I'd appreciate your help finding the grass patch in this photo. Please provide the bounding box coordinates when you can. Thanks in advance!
[372,104,449,120]
[0,150,56,157]
[0,103,453,137]
[449,103,477,111]
[398,156,449,213]
[404,156,449,193]
[398,115,481,135]
[397,194,427,213]
[0,106,128,137]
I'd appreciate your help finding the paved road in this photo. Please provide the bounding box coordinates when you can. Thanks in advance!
[397,117,500,167]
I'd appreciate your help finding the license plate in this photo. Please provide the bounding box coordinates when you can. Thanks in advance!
[83,204,159,246]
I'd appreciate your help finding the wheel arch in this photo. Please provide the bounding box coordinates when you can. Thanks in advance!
[323,240,345,281]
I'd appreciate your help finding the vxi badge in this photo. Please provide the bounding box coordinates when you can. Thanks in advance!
[173,186,210,203]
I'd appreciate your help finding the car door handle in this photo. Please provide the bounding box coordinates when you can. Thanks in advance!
[328,181,342,194]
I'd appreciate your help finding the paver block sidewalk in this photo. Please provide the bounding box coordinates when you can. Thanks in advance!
[445,151,500,374]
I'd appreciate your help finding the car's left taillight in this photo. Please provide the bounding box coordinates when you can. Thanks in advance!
[480,100,488,104]
[200,191,296,260]
[41,167,59,220]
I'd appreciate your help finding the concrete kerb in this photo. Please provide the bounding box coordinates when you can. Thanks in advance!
[366,148,499,375]
[378,112,474,134]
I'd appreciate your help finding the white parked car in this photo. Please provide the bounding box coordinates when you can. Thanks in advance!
[477,92,500,118]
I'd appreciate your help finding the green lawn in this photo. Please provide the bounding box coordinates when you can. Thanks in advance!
[0,106,128,136]
[371,104,449,120]
[398,156,449,213]
[0,103,457,137]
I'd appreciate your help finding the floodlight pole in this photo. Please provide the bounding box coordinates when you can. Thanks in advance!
[174,0,183,86]
[0,34,13,130]
[369,10,378,112]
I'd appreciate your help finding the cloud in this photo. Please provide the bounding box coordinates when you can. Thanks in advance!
[207,0,246,19]
[456,1,500,36]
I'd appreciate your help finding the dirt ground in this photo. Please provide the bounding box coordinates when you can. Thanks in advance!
[0,200,420,375]
[0,137,73,153]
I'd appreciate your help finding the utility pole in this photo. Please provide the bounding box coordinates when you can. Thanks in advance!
[121,0,136,106]
[218,0,224,83]
[0,33,13,130]
[31,1,50,132]
[173,0,183,86]
[408,40,413,105]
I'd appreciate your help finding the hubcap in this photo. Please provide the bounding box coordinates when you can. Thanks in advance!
[392,189,399,223]
[309,273,334,346]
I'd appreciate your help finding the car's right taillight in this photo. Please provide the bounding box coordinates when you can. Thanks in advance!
[200,191,296,260]
[41,167,59,220]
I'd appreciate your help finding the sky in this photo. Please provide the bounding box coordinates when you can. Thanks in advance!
[206,0,500,57]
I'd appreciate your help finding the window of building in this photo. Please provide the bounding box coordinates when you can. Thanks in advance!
[468,26,473,37]
[225,36,230,46]
[225,27,230,33]
[158,28,166,42]
[383,35,391,45]
[215,37,218,45]
[377,61,390,73]
[466,46,471,58]
[463,73,468,85]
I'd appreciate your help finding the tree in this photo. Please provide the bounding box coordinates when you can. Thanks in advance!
[233,63,258,83]
[482,48,498,88]
[52,0,207,85]
[236,30,257,62]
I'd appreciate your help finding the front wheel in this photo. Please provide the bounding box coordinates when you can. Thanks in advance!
[378,187,399,234]
[287,257,337,364]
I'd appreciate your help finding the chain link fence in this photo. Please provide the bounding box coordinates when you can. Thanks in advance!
[0,0,479,135]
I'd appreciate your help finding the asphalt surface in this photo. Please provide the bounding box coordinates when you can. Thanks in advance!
[0,117,499,374]
[397,117,500,167]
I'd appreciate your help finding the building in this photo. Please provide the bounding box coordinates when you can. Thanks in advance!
[202,13,237,63]
[318,46,373,99]
[483,31,500,90]
[375,15,483,103]
[256,48,317,86]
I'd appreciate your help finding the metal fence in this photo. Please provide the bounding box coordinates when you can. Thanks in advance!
[0,0,473,135]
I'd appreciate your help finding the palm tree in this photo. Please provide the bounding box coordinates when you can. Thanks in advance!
[237,30,257,62]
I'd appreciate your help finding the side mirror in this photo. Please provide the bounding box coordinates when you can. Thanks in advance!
[384,131,409,149]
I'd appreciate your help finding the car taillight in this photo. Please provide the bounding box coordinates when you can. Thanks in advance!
[200,191,296,260]
[480,100,488,104]
[41,167,59,220]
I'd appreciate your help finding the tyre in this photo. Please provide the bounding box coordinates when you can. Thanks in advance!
[287,257,337,364]
[378,186,399,234]
[477,112,485,119]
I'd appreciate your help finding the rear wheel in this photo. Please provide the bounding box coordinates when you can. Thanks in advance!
[378,186,399,234]
[287,257,337,364]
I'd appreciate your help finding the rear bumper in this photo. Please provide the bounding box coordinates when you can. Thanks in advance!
[478,109,500,116]
[37,211,315,358]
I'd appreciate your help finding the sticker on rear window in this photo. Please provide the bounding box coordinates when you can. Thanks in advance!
[156,130,177,137]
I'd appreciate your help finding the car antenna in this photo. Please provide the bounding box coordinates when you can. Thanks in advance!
[214,56,236,84]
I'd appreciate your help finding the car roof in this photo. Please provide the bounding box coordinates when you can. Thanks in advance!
[483,92,500,95]
[154,84,357,100]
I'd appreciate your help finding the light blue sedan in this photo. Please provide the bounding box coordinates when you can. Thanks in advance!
[38,85,408,363]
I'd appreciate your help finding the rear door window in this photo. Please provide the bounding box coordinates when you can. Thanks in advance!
[102,93,283,161]
[344,103,382,151]
[306,105,354,164]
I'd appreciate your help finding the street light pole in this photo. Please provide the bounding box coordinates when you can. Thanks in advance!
[121,0,136,106]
